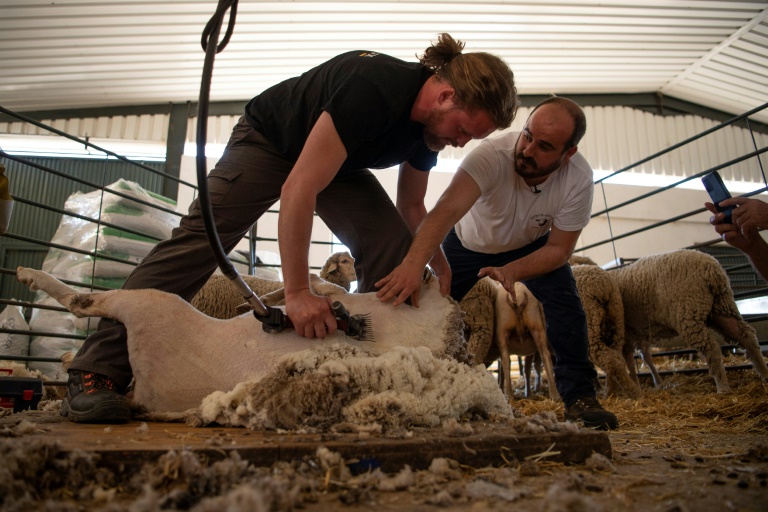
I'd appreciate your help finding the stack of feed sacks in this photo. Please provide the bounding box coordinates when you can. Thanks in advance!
[27,179,178,379]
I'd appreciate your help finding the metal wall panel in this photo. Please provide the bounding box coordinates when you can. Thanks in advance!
[0,156,169,285]
[187,105,767,181]
[0,244,48,303]
[0,114,170,142]
[2,105,765,184]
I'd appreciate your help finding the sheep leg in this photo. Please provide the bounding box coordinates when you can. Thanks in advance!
[686,324,732,393]
[637,342,663,388]
[589,334,641,397]
[533,352,544,394]
[465,318,493,368]
[587,330,611,397]
[522,354,532,397]
[541,348,560,401]
[256,273,348,307]
[623,343,641,387]
[602,349,642,398]
[259,288,285,306]
[499,337,514,399]
[713,314,768,383]
[530,327,560,401]
[16,267,107,318]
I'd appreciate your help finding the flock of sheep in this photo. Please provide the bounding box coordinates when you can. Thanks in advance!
[468,249,768,399]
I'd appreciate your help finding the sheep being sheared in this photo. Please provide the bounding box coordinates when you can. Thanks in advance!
[569,262,641,398]
[16,267,480,420]
[191,251,357,319]
[494,281,559,400]
[610,249,768,393]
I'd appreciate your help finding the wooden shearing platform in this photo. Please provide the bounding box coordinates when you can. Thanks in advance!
[2,411,611,474]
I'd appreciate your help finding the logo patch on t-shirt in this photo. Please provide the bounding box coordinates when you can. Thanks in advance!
[531,214,553,227]
[358,52,379,58]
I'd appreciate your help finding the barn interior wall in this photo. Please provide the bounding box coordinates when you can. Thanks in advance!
[3,103,767,272]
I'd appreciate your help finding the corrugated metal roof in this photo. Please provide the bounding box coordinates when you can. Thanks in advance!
[1,0,767,122]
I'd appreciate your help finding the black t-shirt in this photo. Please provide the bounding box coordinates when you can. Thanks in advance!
[244,51,438,172]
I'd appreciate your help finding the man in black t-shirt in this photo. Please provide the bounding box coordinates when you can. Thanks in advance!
[62,34,519,423]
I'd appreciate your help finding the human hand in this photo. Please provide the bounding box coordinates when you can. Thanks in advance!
[427,254,452,297]
[705,200,758,252]
[720,197,768,235]
[433,267,452,298]
[478,266,517,302]
[285,289,337,339]
[375,261,425,307]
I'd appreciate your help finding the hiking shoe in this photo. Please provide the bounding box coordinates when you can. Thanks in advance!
[61,370,131,423]
[564,396,618,430]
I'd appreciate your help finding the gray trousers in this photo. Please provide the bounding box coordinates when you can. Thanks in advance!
[70,117,414,389]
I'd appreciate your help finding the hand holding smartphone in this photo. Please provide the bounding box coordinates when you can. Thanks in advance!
[702,171,734,224]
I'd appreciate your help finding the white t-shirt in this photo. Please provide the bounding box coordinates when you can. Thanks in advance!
[454,131,594,254]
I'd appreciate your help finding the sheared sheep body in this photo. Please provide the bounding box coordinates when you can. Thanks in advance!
[611,249,768,393]
[16,267,471,416]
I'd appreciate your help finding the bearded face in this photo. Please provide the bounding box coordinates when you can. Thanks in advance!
[422,106,453,151]
[420,104,496,153]
[514,136,569,180]
[512,104,578,182]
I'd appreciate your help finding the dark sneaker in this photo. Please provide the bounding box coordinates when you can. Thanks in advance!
[564,396,618,430]
[61,370,131,423]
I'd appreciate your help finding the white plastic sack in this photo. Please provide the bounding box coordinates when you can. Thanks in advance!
[28,294,77,334]
[28,337,82,380]
[106,178,177,212]
[0,304,29,359]
[101,203,177,239]
[91,227,157,259]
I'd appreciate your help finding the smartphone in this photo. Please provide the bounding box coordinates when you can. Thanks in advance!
[702,171,734,224]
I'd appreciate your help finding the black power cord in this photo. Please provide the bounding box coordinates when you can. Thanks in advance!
[193,1,371,340]
[196,0,275,320]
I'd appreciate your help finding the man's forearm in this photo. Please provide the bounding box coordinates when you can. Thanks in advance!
[278,197,315,294]
[505,244,571,283]
[404,208,458,268]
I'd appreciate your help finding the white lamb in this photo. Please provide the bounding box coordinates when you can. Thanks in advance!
[610,249,768,393]
[494,281,559,401]
[191,251,356,319]
[16,267,515,429]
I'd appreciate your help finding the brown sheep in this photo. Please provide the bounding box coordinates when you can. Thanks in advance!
[494,281,559,400]
[191,251,357,319]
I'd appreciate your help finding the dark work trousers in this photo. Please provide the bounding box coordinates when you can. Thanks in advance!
[69,116,414,390]
[442,228,597,407]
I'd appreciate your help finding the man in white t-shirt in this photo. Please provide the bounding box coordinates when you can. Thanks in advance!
[376,97,618,430]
